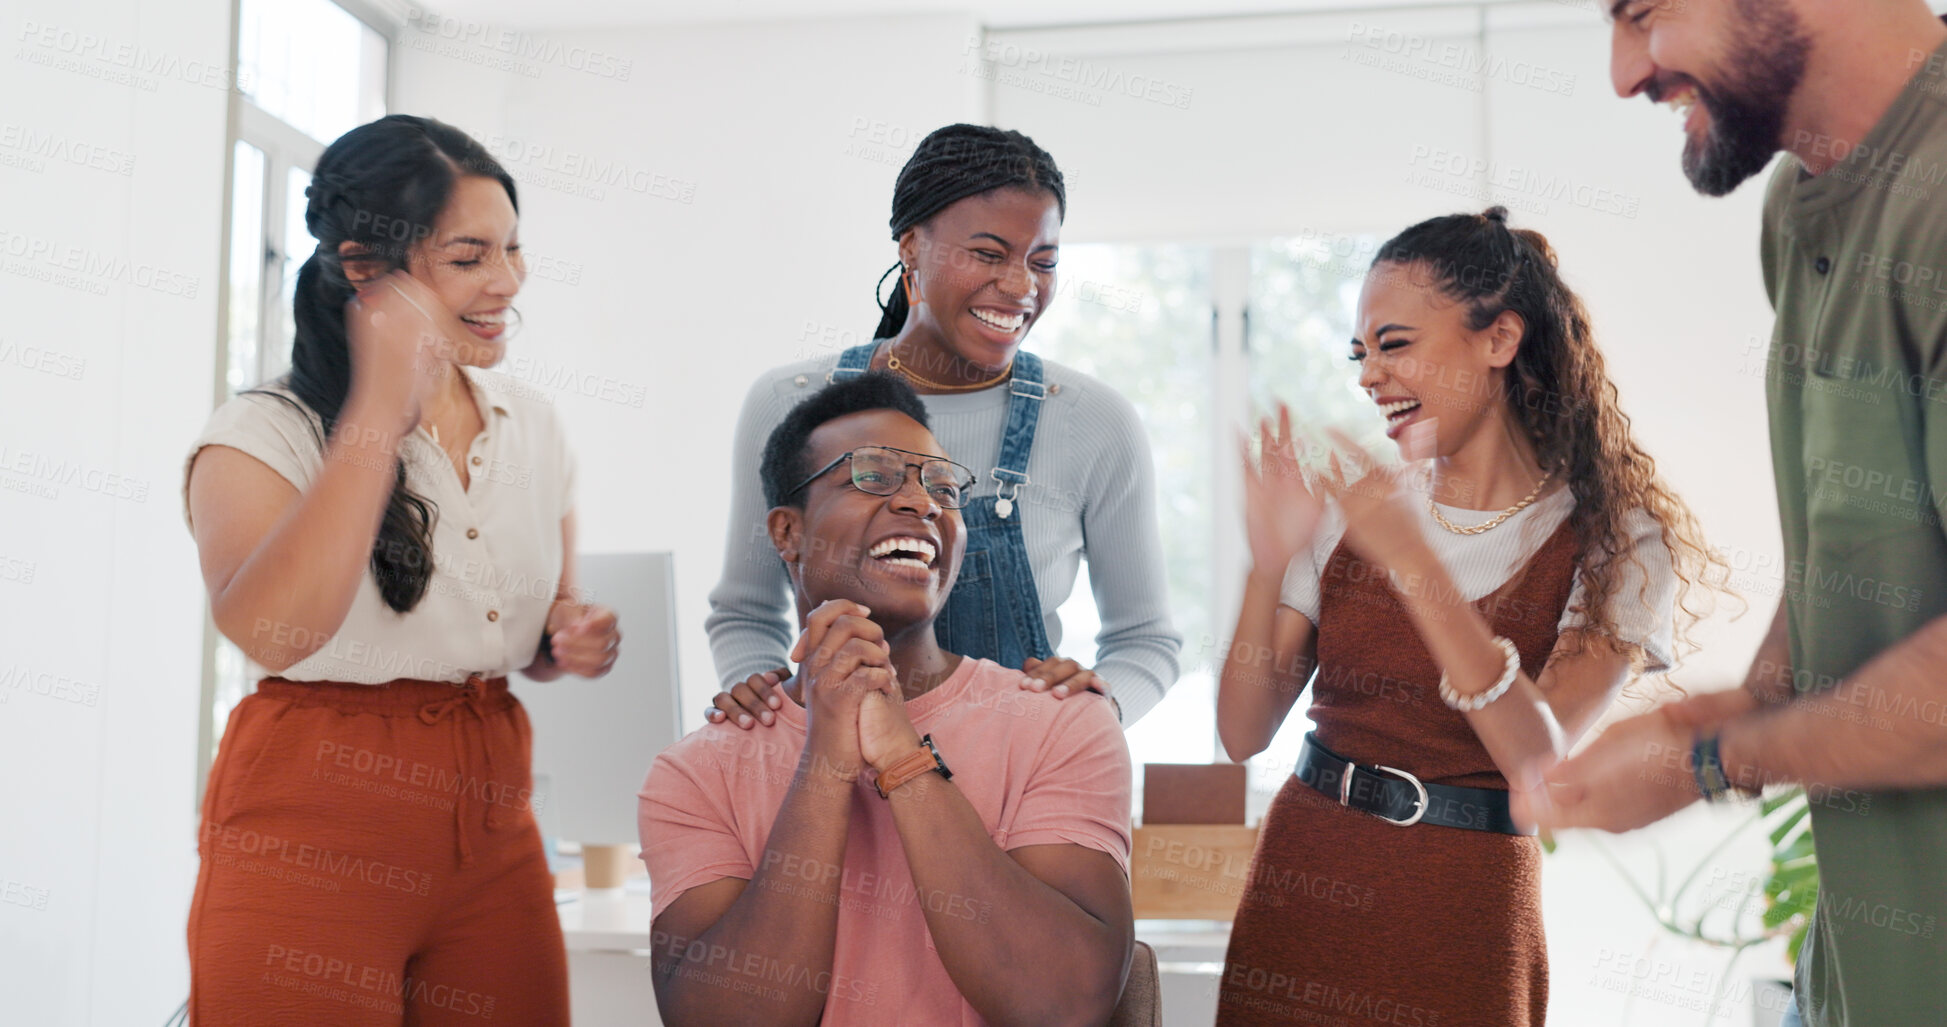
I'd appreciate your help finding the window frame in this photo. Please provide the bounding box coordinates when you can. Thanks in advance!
[197,0,398,807]
[1032,237,1385,808]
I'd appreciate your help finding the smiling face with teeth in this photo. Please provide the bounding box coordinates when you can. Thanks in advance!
[769,408,967,639]
[1608,0,1812,196]
[892,187,1062,384]
[1351,260,1527,455]
[344,174,527,369]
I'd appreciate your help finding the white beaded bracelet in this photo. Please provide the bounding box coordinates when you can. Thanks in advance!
[1439,636,1520,712]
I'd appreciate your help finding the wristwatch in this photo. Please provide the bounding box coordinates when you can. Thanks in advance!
[1691,733,1757,802]
[875,734,952,799]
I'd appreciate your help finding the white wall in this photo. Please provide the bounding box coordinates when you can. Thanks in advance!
[1482,5,1780,683]
[1,0,232,1023]
[989,9,1488,243]
[392,12,986,720]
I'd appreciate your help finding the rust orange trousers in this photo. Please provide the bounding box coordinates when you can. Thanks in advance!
[186,676,568,1025]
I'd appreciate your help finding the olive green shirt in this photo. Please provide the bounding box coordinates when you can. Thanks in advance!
[1759,32,1947,1027]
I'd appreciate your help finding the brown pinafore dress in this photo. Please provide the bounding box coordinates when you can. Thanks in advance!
[1217,520,1578,1027]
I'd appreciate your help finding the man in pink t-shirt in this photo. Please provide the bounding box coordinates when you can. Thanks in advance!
[638,373,1134,1026]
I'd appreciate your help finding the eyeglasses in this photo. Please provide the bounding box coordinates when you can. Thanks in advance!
[786,446,977,509]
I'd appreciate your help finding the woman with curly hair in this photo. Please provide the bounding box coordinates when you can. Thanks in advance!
[1216,206,1724,1025]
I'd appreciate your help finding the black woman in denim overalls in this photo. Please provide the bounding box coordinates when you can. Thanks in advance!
[705,123,1182,730]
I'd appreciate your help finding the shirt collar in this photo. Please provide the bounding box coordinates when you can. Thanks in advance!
[1786,27,1947,214]
[458,364,514,420]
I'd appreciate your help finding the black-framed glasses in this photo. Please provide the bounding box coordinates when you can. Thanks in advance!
[785,446,977,509]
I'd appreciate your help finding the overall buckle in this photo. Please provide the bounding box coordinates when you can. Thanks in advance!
[991,469,1030,520]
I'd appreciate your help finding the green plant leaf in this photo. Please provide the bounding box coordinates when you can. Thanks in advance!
[1761,787,1804,816]
[1767,802,1809,846]
[1763,789,1819,974]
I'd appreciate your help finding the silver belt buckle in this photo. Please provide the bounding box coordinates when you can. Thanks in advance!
[1372,765,1428,827]
[1339,761,1428,827]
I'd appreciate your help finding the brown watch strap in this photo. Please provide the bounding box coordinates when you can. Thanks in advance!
[875,746,940,798]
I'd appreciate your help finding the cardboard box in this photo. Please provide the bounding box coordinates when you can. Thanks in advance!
[1142,763,1247,825]
[1130,824,1260,920]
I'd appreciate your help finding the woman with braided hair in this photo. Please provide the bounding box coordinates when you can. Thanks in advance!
[1216,207,1723,1025]
[182,114,618,1023]
[706,123,1182,730]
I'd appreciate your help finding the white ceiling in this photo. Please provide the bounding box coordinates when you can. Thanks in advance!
[391,0,1492,32]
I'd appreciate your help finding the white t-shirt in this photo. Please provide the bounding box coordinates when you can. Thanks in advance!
[1278,471,1679,673]
[183,365,576,684]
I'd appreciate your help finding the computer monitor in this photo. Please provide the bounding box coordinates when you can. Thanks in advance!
[513,551,682,847]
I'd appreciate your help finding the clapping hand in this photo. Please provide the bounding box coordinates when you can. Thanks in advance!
[1238,403,1330,576]
[1301,420,1438,579]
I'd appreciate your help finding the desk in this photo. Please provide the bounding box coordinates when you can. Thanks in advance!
[1137,919,1230,1026]
[558,888,660,1027]
[557,890,1230,1027]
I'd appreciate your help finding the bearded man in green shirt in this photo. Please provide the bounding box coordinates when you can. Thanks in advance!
[1517,3,1947,1025]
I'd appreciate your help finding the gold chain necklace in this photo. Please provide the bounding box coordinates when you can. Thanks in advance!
[886,341,1012,393]
[1427,468,1555,536]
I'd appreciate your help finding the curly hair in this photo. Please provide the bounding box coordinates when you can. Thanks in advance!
[1373,206,1731,672]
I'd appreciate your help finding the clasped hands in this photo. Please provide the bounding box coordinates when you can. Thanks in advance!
[714,636,1108,735]
[1512,687,1763,834]
[787,600,925,783]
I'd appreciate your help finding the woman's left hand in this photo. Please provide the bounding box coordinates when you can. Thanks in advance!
[1019,656,1109,700]
[1307,425,1435,578]
[544,599,621,677]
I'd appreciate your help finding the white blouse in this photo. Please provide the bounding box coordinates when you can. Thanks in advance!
[1279,471,1679,673]
[183,366,577,684]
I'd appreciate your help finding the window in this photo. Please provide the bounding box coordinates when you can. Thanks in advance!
[1241,234,1381,818]
[239,0,388,148]
[1248,234,1384,442]
[203,0,392,790]
[1029,245,1216,795]
[1031,233,1379,819]
[225,141,266,397]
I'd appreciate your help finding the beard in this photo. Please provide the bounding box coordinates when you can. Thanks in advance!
[1680,0,1812,196]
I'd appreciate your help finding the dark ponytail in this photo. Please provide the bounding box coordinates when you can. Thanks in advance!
[259,114,518,613]
[873,124,1066,340]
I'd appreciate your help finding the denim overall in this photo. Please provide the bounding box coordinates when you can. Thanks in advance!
[831,342,1054,668]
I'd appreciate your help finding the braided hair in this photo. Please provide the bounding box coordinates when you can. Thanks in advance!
[1371,206,1727,668]
[873,124,1066,340]
[254,114,518,613]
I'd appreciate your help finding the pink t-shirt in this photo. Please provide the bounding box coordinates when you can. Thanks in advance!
[637,657,1132,1026]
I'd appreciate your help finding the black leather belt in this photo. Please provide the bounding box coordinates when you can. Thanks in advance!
[1296,732,1531,835]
